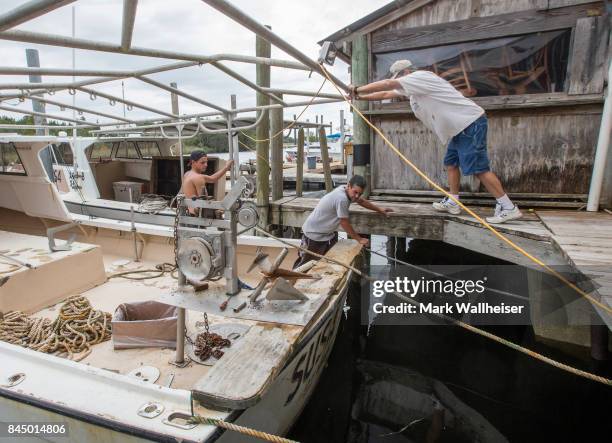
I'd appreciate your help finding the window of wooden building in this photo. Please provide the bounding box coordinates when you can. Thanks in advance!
[374,29,571,97]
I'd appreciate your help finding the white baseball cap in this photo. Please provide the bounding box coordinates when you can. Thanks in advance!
[390,59,413,78]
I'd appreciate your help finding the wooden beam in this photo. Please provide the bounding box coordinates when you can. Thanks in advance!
[371,2,604,52]
[270,93,283,201]
[256,28,271,228]
[319,126,333,193]
[568,15,609,95]
[296,128,304,197]
[352,34,371,196]
[365,92,604,116]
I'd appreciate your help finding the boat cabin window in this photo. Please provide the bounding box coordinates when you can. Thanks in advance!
[114,141,140,159]
[136,141,161,158]
[374,29,571,97]
[0,142,26,175]
[50,143,74,166]
[88,142,113,161]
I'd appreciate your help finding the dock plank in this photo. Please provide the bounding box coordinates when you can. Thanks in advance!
[193,324,299,409]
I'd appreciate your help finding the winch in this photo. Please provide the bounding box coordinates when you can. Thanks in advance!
[175,176,257,294]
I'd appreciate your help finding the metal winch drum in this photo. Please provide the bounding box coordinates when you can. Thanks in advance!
[177,236,224,283]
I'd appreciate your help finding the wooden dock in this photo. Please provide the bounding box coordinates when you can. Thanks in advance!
[270,197,612,327]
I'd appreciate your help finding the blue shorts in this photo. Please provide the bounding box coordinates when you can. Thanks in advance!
[444,115,490,176]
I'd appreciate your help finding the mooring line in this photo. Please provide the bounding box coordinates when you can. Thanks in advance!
[240,77,327,143]
[254,226,612,386]
[189,415,299,443]
[317,63,612,317]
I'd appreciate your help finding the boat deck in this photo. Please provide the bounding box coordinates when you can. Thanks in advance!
[1,222,361,409]
[270,197,612,326]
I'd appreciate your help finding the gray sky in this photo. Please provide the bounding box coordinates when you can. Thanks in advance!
[0,0,388,132]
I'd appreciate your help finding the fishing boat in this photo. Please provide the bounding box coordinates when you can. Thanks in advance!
[0,131,362,441]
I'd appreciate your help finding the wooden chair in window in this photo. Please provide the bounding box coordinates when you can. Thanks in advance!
[433,52,478,97]
[498,46,550,95]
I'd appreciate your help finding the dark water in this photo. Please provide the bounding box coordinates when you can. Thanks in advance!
[288,239,612,443]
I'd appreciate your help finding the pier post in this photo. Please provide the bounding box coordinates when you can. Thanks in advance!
[25,49,53,181]
[256,28,271,230]
[270,93,283,201]
[296,127,305,197]
[319,126,333,193]
[169,81,185,180]
[351,34,370,197]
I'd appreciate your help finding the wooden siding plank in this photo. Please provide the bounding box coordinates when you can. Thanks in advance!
[372,3,603,52]
[370,110,601,194]
[366,93,604,114]
[568,16,610,95]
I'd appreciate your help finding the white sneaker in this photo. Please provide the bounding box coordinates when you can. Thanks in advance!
[494,202,502,217]
[486,205,522,224]
[432,197,461,215]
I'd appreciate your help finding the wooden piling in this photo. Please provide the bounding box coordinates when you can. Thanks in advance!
[296,127,305,197]
[256,28,271,229]
[351,34,371,197]
[319,126,333,193]
[270,93,283,202]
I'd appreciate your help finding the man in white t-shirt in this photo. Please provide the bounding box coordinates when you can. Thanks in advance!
[349,59,522,224]
[293,175,392,268]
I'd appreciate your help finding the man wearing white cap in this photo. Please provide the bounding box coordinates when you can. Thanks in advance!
[349,59,521,224]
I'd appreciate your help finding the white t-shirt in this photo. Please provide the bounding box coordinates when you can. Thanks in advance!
[302,186,351,241]
[396,70,484,145]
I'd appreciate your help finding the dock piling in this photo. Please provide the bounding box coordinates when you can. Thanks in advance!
[256,27,271,230]
[319,125,333,193]
[271,93,283,201]
[296,128,305,197]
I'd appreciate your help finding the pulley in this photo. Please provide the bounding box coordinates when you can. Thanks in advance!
[237,202,259,229]
[177,237,214,283]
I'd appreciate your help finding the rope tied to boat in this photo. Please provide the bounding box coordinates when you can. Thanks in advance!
[0,296,112,361]
[188,415,299,443]
[106,262,177,280]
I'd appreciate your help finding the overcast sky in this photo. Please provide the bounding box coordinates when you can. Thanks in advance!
[0,0,389,132]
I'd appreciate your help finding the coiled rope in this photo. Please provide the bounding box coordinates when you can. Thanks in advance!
[138,194,169,214]
[253,226,611,386]
[0,296,112,361]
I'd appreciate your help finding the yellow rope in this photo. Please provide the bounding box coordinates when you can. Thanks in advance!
[240,78,327,143]
[190,415,299,443]
[238,138,271,170]
[0,296,112,361]
[253,226,612,386]
[318,63,612,316]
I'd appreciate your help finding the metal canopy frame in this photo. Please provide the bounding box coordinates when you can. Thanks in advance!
[0,0,349,172]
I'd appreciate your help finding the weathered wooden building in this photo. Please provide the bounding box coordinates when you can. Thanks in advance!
[322,0,611,207]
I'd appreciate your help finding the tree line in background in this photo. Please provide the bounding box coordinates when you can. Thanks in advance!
[0,115,93,137]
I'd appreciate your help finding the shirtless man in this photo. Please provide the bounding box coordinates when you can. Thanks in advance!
[181,150,233,196]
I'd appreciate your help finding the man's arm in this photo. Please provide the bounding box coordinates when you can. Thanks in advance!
[339,218,369,247]
[204,160,233,183]
[356,198,394,216]
[351,79,402,95]
[357,90,404,101]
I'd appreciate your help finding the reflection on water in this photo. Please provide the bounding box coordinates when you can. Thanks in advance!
[289,238,612,443]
